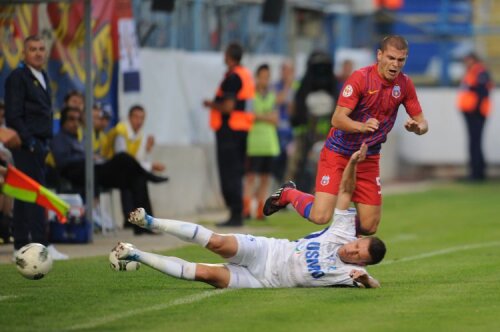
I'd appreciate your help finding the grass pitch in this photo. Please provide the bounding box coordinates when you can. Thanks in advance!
[1,181,499,332]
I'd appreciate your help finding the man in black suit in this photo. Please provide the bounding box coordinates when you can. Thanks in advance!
[4,35,67,260]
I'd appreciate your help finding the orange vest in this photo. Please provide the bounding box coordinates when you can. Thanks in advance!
[457,62,493,117]
[374,0,403,10]
[210,65,255,131]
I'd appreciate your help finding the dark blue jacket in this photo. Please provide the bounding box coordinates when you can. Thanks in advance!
[50,129,85,170]
[4,63,53,148]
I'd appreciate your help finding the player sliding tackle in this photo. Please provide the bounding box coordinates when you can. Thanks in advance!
[113,143,386,288]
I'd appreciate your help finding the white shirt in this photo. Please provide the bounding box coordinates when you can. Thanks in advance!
[28,65,47,90]
[264,208,368,287]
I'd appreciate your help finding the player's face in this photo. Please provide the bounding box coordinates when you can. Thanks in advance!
[129,109,145,132]
[376,45,408,81]
[338,238,372,264]
[256,69,270,89]
[23,39,47,71]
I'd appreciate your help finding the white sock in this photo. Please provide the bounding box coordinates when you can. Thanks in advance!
[131,249,196,280]
[149,216,213,247]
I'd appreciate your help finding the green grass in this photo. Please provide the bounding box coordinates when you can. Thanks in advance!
[1,181,500,332]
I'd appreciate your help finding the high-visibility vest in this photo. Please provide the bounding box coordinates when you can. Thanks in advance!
[374,0,403,10]
[210,65,255,131]
[103,121,142,158]
[457,62,493,117]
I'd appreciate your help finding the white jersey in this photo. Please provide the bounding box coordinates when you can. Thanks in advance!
[260,208,368,288]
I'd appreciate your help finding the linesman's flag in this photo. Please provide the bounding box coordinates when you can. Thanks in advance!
[2,164,69,223]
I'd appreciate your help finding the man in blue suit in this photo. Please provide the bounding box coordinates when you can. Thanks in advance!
[4,35,67,260]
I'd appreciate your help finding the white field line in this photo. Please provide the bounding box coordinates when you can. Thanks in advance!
[66,288,232,331]
[381,241,500,266]
[0,295,18,302]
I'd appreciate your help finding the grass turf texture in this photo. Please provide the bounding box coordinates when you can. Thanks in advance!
[1,181,499,332]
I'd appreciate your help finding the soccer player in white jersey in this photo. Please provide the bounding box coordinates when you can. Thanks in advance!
[113,143,385,288]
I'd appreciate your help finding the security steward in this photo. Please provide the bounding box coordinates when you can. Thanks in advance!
[456,52,493,181]
[203,42,255,227]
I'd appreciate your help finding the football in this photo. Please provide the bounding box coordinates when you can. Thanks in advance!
[15,243,53,280]
[108,250,141,271]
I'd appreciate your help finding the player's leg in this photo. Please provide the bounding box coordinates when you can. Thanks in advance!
[243,171,256,218]
[354,203,381,235]
[128,208,239,258]
[113,242,230,288]
[352,154,382,235]
[263,148,344,224]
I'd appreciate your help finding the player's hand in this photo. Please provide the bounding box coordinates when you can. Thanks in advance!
[350,143,367,164]
[152,162,166,172]
[203,100,213,108]
[349,269,369,283]
[360,118,379,133]
[146,135,155,153]
[404,118,427,135]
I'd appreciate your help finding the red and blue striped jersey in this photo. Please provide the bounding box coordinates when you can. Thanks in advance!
[326,64,423,156]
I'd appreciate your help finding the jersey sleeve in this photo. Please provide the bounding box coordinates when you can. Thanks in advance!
[220,73,243,100]
[336,70,365,110]
[402,77,423,117]
[328,209,357,240]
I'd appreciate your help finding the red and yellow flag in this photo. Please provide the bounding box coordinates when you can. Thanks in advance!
[2,164,69,223]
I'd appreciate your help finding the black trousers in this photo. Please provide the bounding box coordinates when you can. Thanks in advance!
[12,143,49,249]
[463,112,486,180]
[62,153,153,216]
[216,127,247,223]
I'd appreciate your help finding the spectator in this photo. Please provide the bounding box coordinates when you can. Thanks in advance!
[336,59,354,95]
[456,52,493,182]
[50,107,168,236]
[105,104,166,234]
[272,59,298,184]
[63,90,85,113]
[243,64,280,220]
[203,42,255,227]
[289,50,337,193]
[0,101,14,244]
[4,35,68,260]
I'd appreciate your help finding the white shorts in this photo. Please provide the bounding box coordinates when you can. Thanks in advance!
[224,234,270,288]
[225,264,263,288]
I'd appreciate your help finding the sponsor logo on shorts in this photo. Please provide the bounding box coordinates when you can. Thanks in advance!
[392,85,401,98]
[320,175,330,186]
[342,84,353,97]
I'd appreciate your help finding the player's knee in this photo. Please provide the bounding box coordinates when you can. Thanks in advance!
[359,215,380,235]
[310,210,333,225]
[195,265,228,288]
[206,234,236,258]
[206,234,225,252]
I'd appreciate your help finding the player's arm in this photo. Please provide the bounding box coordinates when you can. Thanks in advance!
[404,112,428,135]
[336,143,367,210]
[350,269,380,288]
[331,106,379,134]
[203,74,241,115]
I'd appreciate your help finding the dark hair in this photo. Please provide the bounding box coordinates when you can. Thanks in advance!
[64,90,84,104]
[464,52,480,62]
[128,104,145,117]
[60,106,81,126]
[24,35,43,46]
[380,35,409,52]
[256,63,270,75]
[225,42,243,63]
[0,100,4,110]
[367,237,386,265]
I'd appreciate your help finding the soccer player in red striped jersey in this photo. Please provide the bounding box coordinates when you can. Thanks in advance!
[263,35,428,235]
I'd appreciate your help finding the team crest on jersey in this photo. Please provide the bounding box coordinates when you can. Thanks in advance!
[342,84,353,97]
[320,175,330,186]
[392,85,401,98]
